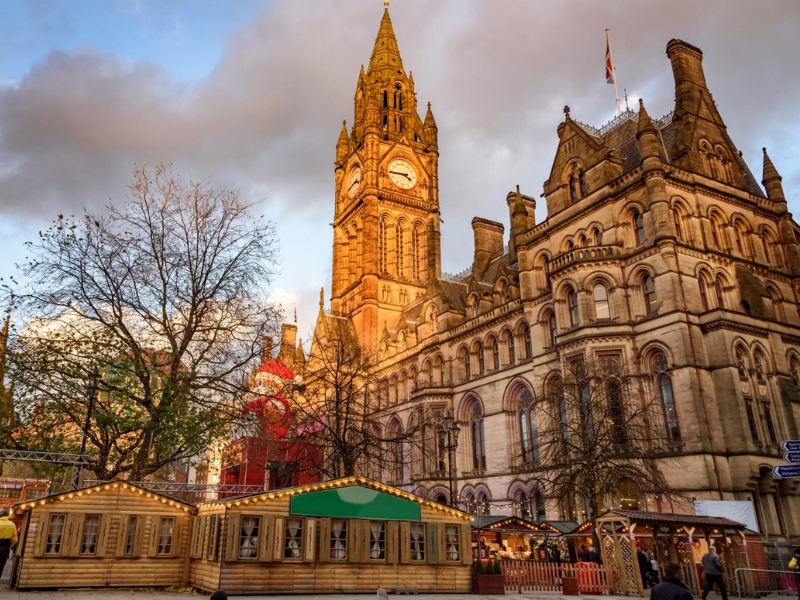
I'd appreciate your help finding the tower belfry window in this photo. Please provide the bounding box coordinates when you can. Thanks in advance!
[383,90,388,108]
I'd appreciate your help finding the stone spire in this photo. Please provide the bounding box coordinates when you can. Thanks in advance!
[367,4,404,82]
[636,98,663,161]
[762,147,787,209]
[423,102,438,147]
[336,120,350,164]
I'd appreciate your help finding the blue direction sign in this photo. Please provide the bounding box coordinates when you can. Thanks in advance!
[785,453,800,463]
[782,441,800,452]
[774,465,800,479]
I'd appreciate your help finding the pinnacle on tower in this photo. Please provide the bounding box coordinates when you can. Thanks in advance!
[367,3,404,81]
[762,147,786,202]
[636,98,655,134]
[336,120,350,164]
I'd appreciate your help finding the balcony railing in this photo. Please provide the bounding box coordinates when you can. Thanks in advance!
[549,245,619,273]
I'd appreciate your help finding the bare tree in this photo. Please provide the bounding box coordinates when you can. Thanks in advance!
[286,315,423,482]
[531,357,683,529]
[4,163,281,481]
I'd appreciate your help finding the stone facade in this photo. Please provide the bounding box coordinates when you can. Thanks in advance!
[318,6,800,545]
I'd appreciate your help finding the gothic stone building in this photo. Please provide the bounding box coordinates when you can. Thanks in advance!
[316,5,800,545]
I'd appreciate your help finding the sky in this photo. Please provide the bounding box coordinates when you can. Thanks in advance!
[1,0,799,344]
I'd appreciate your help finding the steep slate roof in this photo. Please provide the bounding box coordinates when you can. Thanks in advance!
[575,111,765,197]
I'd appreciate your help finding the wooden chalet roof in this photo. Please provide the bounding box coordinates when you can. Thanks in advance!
[471,515,560,533]
[599,509,745,530]
[12,481,196,514]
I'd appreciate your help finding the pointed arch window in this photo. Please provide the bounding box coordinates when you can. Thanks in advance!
[522,324,532,360]
[593,283,610,321]
[652,352,681,443]
[489,337,499,371]
[383,89,388,108]
[674,208,684,241]
[633,211,646,245]
[567,288,579,326]
[642,274,657,314]
[593,228,603,245]
[699,274,710,311]
[542,256,551,291]
[579,169,588,196]
[396,222,406,278]
[470,403,487,471]
[505,330,516,365]
[379,217,389,274]
[569,175,578,204]
[790,356,800,387]
[475,342,485,376]
[459,347,470,382]
[714,277,725,309]
[548,313,558,349]
[519,406,540,465]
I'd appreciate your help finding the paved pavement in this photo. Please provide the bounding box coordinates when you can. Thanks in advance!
[0,592,627,600]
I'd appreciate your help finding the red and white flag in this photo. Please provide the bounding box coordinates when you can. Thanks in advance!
[605,36,615,84]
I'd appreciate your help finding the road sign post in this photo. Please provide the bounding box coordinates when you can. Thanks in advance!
[784,452,800,463]
[781,440,800,452]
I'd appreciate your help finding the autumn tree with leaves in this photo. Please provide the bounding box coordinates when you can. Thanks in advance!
[4,164,281,482]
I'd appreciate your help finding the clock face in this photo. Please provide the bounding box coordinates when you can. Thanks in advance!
[346,167,361,199]
[387,158,417,189]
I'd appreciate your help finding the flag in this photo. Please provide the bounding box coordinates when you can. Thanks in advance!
[605,37,615,84]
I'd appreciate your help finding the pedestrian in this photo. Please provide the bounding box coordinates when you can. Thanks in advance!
[588,545,601,564]
[210,590,228,600]
[649,549,660,584]
[0,508,18,581]
[578,544,590,562]
[701,545,728,600]
[788,548,800,600]
[650,562,693,600]
[637,546,652,588]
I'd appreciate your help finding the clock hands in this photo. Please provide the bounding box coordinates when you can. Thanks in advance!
[390,170,412,181]
[348,178,360,191]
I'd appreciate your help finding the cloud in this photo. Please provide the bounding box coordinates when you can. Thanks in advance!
[1,0,799,333]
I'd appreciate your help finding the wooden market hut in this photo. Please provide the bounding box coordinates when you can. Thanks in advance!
[189,475,473,594]
[595,509,747,597]
[11,481,195,590]
[471,515,562,561]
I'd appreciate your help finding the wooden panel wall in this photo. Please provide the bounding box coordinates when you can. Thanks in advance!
[17,488,193,590]
[190,498,472,594]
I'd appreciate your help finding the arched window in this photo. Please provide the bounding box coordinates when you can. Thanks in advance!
[522,324,532,360]
[477,491,490,516]
[474,341,485,376]
[569,174,578,203]
[434,355,445,385]
[515,384,539,465]
[504,330,516,366]
[791,356,800,387]
[714,277,725,309]
[579,235,589,248]
[470,403,486,471]
[542,256,551,291]
[652,352,681,443]
[633,211,646,245]
[459,347,470,382]
[674,208,684,241]
[436,425,447,473]
[388,420,404,484]
[593,283,610,320]
[383,89,388,108]
[699,273,710,311]
[533,489,546,521]
[396,221,406,278]
[593,228,603,246]
[488,336,499,371]
[642,274,657,314]
[379,217,389,273]
[514,488,530,519]
[579,169,588,197]
[567,288,579,326]
[548,313,558,349]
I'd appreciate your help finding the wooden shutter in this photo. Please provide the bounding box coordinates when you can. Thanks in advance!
[207,515,219,561]
[318,518,331,563]
[171,518,182,557]
[460,523,472,565]
[437,525,448,564]
[132,515,143,558]
[303,518,315,562]
[399,522,410,564]
[272,517,284,561]
[64,513,84,557]
[386,521,398,564]
[426,523,438,564]
[33,512,50,557]
[257,515,274,562]
[95,514,111,557]
[148,516,162,557]
[347,519,359,563]
[224,514,240,562]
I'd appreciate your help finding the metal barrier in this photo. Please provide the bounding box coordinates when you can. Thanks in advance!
[735,568,800,598]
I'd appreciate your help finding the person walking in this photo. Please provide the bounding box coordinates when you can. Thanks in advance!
[649,549,660,584]
[637,546,652,588]
[701,545,728,600]
[650,562,693,600]
[578,544,590,562]
[788,548,800,600]
[0,508,18,582]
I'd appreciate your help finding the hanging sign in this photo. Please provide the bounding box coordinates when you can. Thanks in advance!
[773,465,800,479]
[780,440,800,452]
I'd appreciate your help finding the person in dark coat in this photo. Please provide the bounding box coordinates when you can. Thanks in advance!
[637,546,652,588]
[578,544,590,562]
[651,562,693,600]
[701,546,728,600]
[588,545,601,564]
[210,591,228,600]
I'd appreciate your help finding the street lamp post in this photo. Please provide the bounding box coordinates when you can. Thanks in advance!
[73,372,101,490]
[442,410,461,508]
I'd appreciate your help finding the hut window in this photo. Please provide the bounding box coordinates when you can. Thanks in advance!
[445,525,460,561]
[45,514,66,555]
[410,523,425,561]
[158,517,175,556]
[0,484,21,498]
[124,516,138,556]
[207,515,219,560]
[239,516,260,559]
[80,515,101,555]
[369,522,386,560]
[284,518,303,559]
[329,519,347,559]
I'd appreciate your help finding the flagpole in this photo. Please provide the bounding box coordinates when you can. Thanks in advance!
[606,29,622,116]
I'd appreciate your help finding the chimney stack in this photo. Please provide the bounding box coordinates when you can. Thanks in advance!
[471,218,504,279]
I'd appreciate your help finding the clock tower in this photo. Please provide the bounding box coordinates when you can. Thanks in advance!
[331,3,441,349]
